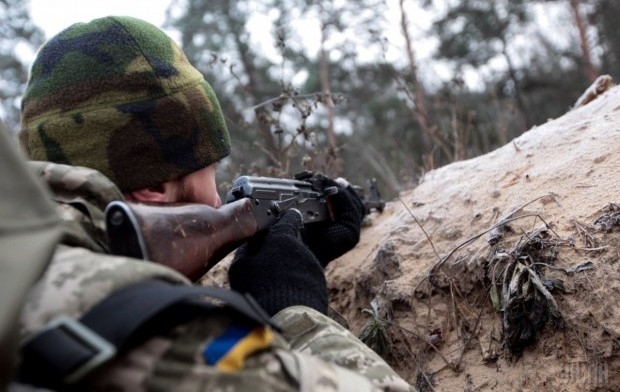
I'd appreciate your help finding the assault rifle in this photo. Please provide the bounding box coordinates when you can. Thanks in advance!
[105,172,385,282]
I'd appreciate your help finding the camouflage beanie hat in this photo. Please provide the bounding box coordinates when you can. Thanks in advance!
[19,16,231,192]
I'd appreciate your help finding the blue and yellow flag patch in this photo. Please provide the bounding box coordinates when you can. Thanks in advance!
[203,323,273,372]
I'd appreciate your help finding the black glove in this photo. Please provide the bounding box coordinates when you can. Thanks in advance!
[228,210,328,317]
[301,174,366,267]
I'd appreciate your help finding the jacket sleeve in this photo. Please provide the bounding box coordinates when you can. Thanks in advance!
[272,305,414,392]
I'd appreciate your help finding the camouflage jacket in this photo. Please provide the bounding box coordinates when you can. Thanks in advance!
[17,162,414,392]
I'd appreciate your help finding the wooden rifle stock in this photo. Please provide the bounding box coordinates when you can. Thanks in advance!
[104,173,386,282]
[105,198,258,282]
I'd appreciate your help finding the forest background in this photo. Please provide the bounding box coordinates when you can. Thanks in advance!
[1,0,617,200]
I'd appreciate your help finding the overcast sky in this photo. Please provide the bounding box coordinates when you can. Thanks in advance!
[25,0,460,89]
[29,0,173,37]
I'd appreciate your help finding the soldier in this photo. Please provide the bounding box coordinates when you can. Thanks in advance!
[13,16,413,391]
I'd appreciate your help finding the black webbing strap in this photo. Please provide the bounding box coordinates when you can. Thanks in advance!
[17,279,277,389]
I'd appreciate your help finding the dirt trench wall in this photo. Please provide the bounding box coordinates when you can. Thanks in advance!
[328,86,620,391]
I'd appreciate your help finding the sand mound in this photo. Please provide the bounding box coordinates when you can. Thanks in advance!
[328,84,620,391]
[204,83,620,391]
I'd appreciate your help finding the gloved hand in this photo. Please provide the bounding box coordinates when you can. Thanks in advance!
[301,174,366,267]
[228,210,328,317]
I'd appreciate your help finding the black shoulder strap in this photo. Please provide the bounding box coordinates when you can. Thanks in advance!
[17,279,278,390]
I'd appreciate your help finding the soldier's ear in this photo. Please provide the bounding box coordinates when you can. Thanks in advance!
[124,182,178,203]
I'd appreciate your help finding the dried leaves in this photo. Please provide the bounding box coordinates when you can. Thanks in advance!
[594,203,620,232]
[488,225,569,354]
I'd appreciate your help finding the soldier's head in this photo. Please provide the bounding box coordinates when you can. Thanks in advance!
[19,16,230,207]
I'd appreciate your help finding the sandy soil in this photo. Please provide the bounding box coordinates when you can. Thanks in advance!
[206,83,620,391]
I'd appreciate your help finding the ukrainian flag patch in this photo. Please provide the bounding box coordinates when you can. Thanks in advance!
[203,323,273,371]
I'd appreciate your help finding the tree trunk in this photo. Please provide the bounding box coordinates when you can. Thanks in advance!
[225,12,281,169]
[570,0,598,82]
[399,0,434,157]
[502,41,530,131]
[318,3,343,176]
